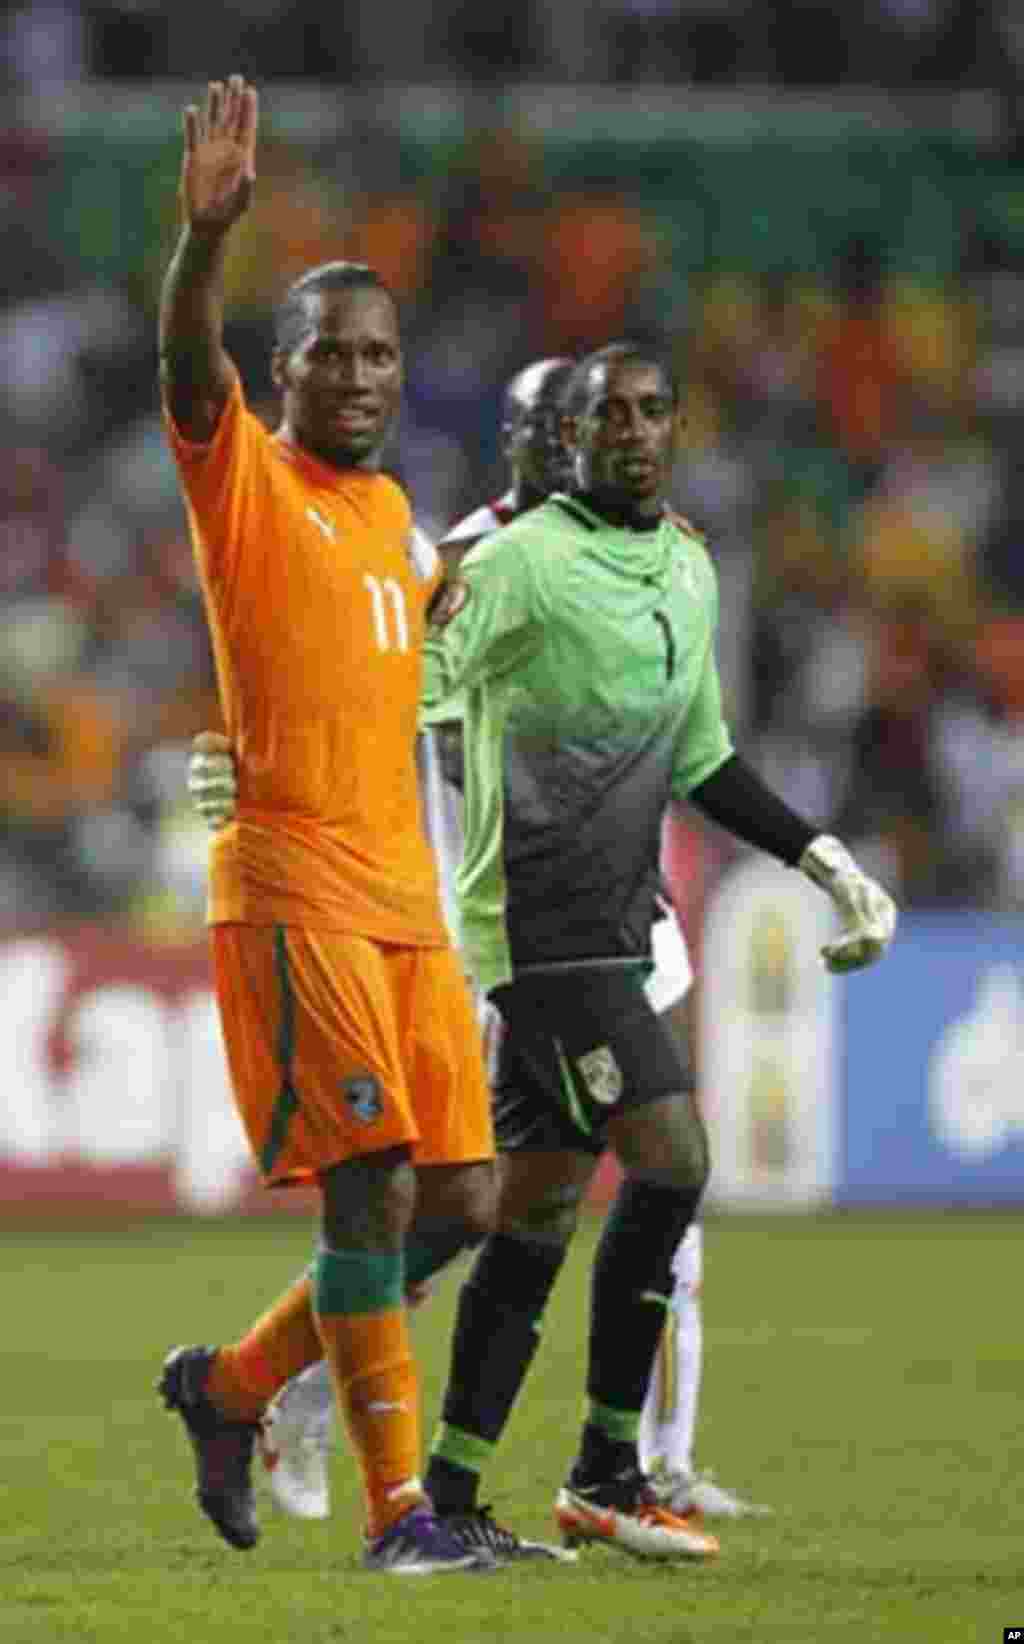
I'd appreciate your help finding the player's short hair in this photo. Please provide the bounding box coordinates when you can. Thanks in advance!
[501,356,576,435]
[273,262,396,355]
[565,341,680,416]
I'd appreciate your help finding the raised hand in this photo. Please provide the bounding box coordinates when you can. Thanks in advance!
[426,576,470,628]
[180,74,259,234]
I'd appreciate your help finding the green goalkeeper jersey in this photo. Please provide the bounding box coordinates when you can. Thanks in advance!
[421,495,733,991]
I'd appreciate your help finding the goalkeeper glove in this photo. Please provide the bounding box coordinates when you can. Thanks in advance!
[799,835,897,973]
[187,731,237,831]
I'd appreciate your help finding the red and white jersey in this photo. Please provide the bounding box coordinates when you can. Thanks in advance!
[438,491,519,555]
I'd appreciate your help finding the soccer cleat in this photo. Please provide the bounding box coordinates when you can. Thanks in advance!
[258,1373,333,1520]
[159,1345,260,1550]
[441,1505,579,1565]
[363,1504,495,1574]
[554,1466,720,1561]
[651,1466,773,1520]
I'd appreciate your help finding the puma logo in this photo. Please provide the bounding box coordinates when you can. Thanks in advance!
[306,506,336,542]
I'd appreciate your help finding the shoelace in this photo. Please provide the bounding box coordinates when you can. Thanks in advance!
[575,1465,703,1521]
[448,1506,519,1552]
[572,1466,641,1507]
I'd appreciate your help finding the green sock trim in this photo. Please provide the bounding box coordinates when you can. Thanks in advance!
[430,1422,496,1474]
[587,1399,641,1444]
[313,1247,404,1316]
[553,1036,593,1136]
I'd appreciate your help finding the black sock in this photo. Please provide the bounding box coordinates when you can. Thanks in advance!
[425,1232,567,1513]
[575,1421,637,1484]
[574,1176,700,1481]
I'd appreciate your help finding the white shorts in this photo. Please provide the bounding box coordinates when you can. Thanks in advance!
[646,911,693,1013]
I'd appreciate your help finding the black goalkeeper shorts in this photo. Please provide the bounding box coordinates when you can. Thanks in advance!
[489,962,693,1157]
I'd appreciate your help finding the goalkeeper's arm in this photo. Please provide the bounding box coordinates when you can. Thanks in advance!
[685,753,897,973]
[187,736,897,973]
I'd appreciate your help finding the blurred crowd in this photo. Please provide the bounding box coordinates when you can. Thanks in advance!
[1,6,1024,933]
[2,0,1022,91]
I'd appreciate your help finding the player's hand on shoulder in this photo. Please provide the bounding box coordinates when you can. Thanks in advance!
[180,74,259,235]
[665,506,707,544]
[799,835,898,972]
[188,730,238,831]
[427,575,470,629]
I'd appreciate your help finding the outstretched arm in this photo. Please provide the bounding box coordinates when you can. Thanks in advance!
[159,74,259,442]
[670,628,896,974]
[685,754,897,972]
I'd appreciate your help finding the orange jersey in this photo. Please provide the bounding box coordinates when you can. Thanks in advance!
[165,370,448,946]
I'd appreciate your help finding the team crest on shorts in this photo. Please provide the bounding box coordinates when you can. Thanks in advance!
[575,1044,623,1106]
[344,1074,383,1123]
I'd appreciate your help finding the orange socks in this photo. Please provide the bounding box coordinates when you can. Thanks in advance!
[313,1247,424,1538]
[316,1307,423,1536]
[205,1272,322,1421]
[201,1249,425,1538]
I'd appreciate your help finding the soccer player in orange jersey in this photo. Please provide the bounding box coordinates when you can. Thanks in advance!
[156,74,497,1575]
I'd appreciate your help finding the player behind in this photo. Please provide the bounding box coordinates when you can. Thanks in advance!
[440,355,576,565]
[417,339,896,1557]
[155,75,497,1575]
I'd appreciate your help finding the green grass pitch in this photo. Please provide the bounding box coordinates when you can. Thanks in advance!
[2,1209,1021,1643]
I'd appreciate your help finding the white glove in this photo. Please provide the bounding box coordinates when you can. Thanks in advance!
[187,731,238,832]
[799,835,897,973]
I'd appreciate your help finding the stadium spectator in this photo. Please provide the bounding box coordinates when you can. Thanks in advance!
[0,73,1020,931]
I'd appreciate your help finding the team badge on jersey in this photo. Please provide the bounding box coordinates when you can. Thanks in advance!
[343,1074,383,1123]
[575,1044,623,1106]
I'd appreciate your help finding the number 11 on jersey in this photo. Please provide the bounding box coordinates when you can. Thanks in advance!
[363,573,409,652]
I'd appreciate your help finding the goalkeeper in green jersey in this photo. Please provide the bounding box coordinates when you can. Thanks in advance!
[416,339,895,1559]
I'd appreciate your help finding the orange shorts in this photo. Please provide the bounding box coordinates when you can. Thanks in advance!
[211,924,495,1187]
